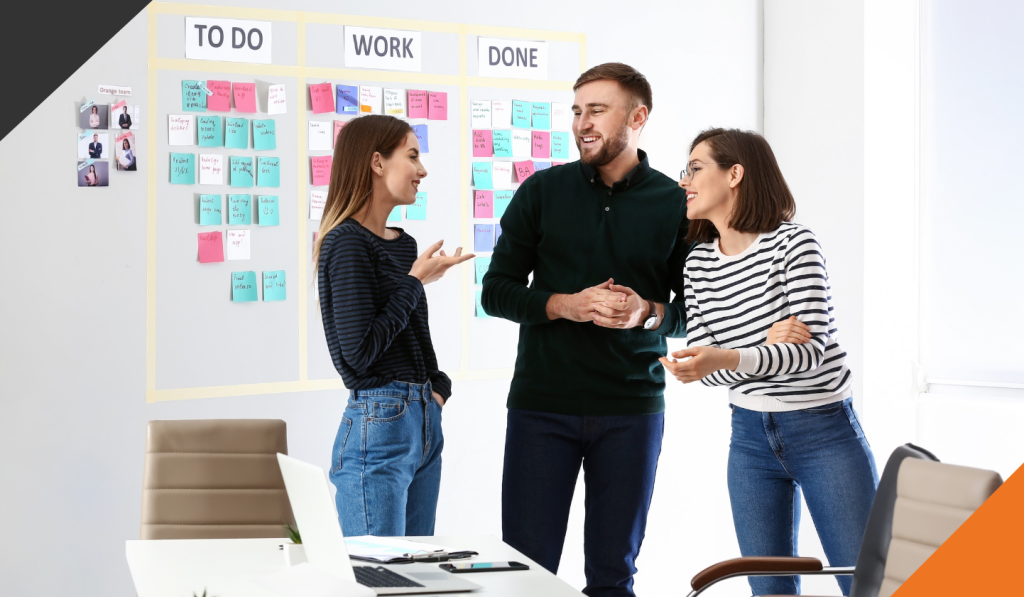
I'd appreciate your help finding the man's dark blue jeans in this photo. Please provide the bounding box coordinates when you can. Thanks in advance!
[502,408,664,597]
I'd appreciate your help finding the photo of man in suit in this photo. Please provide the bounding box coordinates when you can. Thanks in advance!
[118,105,132,129]
[88,134,103,159]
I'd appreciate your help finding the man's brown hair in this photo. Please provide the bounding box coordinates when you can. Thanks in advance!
[573,62,653,114]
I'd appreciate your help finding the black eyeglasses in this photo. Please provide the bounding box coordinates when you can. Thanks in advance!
[680,161,728,181]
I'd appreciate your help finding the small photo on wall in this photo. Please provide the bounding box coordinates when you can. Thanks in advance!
[78,132,109,159]
[79,104,109,129]
[78,161,109,187]
[115,134,137,171]
[112,104,140,130]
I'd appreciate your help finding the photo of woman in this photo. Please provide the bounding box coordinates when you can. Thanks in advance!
[78,104,109,129]
[116,137,137,171]
[89,106,100,128]
[77,160,109,187]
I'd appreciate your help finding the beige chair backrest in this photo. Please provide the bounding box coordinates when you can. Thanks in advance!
[141,419,296,539]
[879,458,1002,597]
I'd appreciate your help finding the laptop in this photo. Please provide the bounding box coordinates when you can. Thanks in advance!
[276,453,481,595]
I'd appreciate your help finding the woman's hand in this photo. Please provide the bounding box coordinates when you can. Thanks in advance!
[431,391,445,407]
[409,240,474,285]
[766,316,811,345]
[659,346,739,383]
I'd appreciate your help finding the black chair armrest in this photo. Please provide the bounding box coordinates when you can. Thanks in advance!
[691,556,823,592]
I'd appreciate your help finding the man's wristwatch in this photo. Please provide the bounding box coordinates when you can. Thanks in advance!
[642,300,659,330]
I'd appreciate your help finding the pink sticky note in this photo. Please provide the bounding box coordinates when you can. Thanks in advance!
[233,83,257,113]
[311,155,333,186]
[514,160,536,183]
[428,91,448,120]
[207,80,232,111]
[474,190,494,218]
[198,231,224,263]
[552,161,568,166]
[310,83,335,114]
[407,90,428,118]
[334,120,346,146]
[472,130,493,158]
[532,131,550,159]
[112,99,127,111]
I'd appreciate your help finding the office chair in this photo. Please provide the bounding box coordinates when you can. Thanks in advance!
[140,419,296,539]
[686,443,1002,597]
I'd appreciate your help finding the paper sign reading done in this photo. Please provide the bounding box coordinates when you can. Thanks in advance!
[344,26,422,72]
[478,37,549,80]
[186,17,272,64]
[98,84,131,96]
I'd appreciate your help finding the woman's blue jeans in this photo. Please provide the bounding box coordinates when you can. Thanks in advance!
[727,398,878,596]
[329,380,443,537]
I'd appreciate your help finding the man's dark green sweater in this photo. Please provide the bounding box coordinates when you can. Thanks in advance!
[481,150,689,416]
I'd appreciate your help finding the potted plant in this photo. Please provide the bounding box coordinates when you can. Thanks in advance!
[281,523,306,566]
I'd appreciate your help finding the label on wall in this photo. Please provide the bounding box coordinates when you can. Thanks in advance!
[185,16,272,64]
[478,37,548,81]
[344,26,422,72]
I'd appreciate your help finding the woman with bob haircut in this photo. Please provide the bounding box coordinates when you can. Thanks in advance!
[661,128,877,596]
[313,114,472,537]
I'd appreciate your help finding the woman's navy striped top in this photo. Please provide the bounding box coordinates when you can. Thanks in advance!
[318,219,452,399]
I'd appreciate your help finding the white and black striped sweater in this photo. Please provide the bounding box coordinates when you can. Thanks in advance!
[684,223,852,411]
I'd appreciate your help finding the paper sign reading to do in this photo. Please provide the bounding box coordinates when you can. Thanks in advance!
[471,100,492,129]
[199,154,224,185]
[407,90,428,118]
[225,117,248,149]
[491,161,513,190]
[207,80,232,111]
[231,271,257,302]
[474,225,494,252]
[182,81,207,112]
[198,116,223,147]
[384,88,406,116]
[406,192,427,220]
[257,195,279,226]
[511,100,530,128]
[233,83,257,113]
[197,231,224,263]
[170,153,195,184]
[474,190,494,218]
[169,115,194,146]
[472,162,493,190]
[359,86,382,114]
[227,230,251,261]
[532,131,550,159]
[228,194,252,225]
[494,190,513,219]
[473,130,493,158]
[200,194,222,225]
[514,160,536,183]
[263,270,286,301]
[336,85,358,114]
[252,119,276,150]
[492,130,512,157]
[411,124,428,153]
[309,190,327,220]
[310,156,332,186]
[551,131,571,160]
[531,102,551,130]
[310,83,334,114]
[308,120,332,151]
[428,91,448,120]
[257,157,280,187]
[267,84,287,115]
[230,156,254,187]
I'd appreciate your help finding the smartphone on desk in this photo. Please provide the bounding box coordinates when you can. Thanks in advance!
[440,561,530,573]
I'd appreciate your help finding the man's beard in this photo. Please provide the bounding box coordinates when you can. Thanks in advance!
[578,117,631,168]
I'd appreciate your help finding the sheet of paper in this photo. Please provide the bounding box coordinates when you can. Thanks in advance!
[428,91,448,120]
[472,162,493,190]
[474,190,493,218]
[492,130,512,157]
[308,120,332,151]
[309,190,327,220]
[267,84,287,115]
[228,194,252,225]
[170,153,195,184]
[207,80,232,111]
[263,270,286,301]
[253,119,276,150]
[492,100,512,127]
[551,102,573,131]
[360,86,383,114]
[227,230,251,261]
[474,224,494,252]
[471,100,492,129]
[514,160,536,184]
[384,88,406,116]
[495,222,503,243]
[532,131,550,159]
[472,129,493,157]
[334,120,346,146]
[531,102,551,130]
[387,206,402,222]
[197,116,223,147]
[511,100,531,128]
[310,82,335,114]
[230,156,254,187]
[550,131,571,160]
[493,190,513,219]
[476,290,490,318]
[411,124,429,153]
[200,194,222,225]
[344,537,449,562]
[311,156,332,186]
[475,256,491,284]
[199,154,224,185]
[168,115,194,146]
[492,161,513,190]
[231,271,257,301]
[225,117,248,149]
[336,85,359,114]
[406,192,427,220]
[233,82,257,113]
[257,195,280,226]
[407,90,428,118]
[257,157,280,187]
[197,231,223,263]
[534,161,551,171]
[511,130,532,158]
[182,80,207,112]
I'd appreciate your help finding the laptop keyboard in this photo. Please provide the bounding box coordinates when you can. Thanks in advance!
[353,565,426,588]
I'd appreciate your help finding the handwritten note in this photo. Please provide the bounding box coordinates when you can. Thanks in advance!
[336,85,358,114]
[475,290,490,318]
[207,80,231,111]
[428,91,448,120]
[472,130,493,158]
[233,82,257,113]
[200,194,222,225]
[534,161,551,171]
[309,190,327,220]
[492,100,511,127]
[310,83,334,114]
[551,102,573,131]
[407,192,427,220]
[384,88,406,116]
[360,86,382,114]
[199,154,224,185]
[257,157,280,187]
[472,162,493,190]
[492,130,512,157]
[474,257,491,284]
[228,194,252,225]
[492,161,513,190]
[387,206,402,222]
[474,190,494,218]
[231,271,257,301]
[474,225,494,252]
[253,119,276,150]
[308,120,332,151]
[531,102,551,130]
[267,84,287,115]
[197,232,224,263]
[310,156,332,186]
[471,100,492,128]
[225,117,248,149]
[334,120,346,146]
[532,131,550,159]
[411,124,429,153]
[170,153,195,184]
[494,190,513,219]
[257,195,279,226]
[407,90,428,118]
[263,270,286,301]
[198,116,223,147]
[230,156,254,187]
[182,80,207,112]
[227,231,251,261]
[512,130,532,158]
[511,100,530,128]
[551,131,571,160]
[495,223,503,243]
[168,115,194,146]
[514,160,536,184]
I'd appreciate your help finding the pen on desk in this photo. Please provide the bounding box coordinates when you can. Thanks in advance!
[410,551,478,563]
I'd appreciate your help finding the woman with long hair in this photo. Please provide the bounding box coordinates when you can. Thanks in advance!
[312,114,472,537]
[121,139,136,171]
[89,105,100,128]
[661,128,877,596]
[85,165,98,186]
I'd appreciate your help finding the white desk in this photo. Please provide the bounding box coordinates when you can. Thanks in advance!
[126,535,583,597]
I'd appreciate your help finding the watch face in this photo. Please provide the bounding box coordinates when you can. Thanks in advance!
[643,316,656,330]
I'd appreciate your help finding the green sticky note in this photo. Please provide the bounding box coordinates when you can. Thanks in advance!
[475,290,490,318]
[406,192,427,220]
[475,257,491,284]
[511,100,530,128]
[494,190,513,219]
[228,194,252,225]
[531,102,551,129]
[257,195,279,226]
[198,116,223,147]
[199,194,222,225]
[182,80,207,112]
[253,119,277,150]
[551,131,571,160]
[225,117,249,149]
[257,157,280,187]
[472,162,493,189]
[230,156,253,187]
[492,130,512,157]
[263,270,286,301]
[387,205,402,221]
[170,153,195,184]
[231,271,258,302]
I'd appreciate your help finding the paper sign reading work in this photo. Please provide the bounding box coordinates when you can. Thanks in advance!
[478,37,549,80]
[471,100,492,129]
[233,82,257,112]
[252,119,276,150]
[267,84,287,114]
[428,92,447,120]
[473,130,493,157]
[310,83,334,114]
[493,190,513,218]
[407,90,428,118]
[170,153,195,184]
[474,190,493,218]
[263,270,286,301]
[199,154,224,185]
[207,80,232,111]
[225,117,248,148]
[198,116,223,147]
[491,161,513,190]
[336,85,358,114]
[492,100,511,127]
[168,115,194,145]
[257,195,279,225]
[308,120,332,151]
[228,194,252,225]
[198,232,224,263]
[406,192,427,220]
[200,194,222,225]
[230,156,254,187]
[186,17,272,64]
[310,156,332,186]
[309,190,327,220]
[384,88,406,116]
[257,157,280,187]
[227,230,251,261]
[359,86,382,114]
[551,102,572,131]
[344,26,422,72]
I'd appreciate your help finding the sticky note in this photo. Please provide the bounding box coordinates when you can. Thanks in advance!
[475,290,490,318]
[230,156,254,187]
[233,82,257,113]
[359,86,382,114]
[257,195,279,226]
[411,124,429,153]
[199,154,224,185]
[487,131,511,160]
[552,161,568,167]
[407,192,427,220]
[514,160,536,184]
[336,85,359,114]
[225,117,248,149]
[494,190,513,219]
[334,120,346,146]
[472,130,493,158]
[263,270,286,301]
[170,153,195,184]
[198,116,223,147]
[182,80,207,112]
[474,190,493,218]
[551,131,571,160]
[471,100,492,129]
[231,271,257,301]
[474,225,494,252]
[227,230,251,261]
[512,100,530,128]
[495,223,503,243]
[474,257,491,284]
[534,161,551,171]
[551,102,573,131]
[384,88,406,116]
[492,100,511,127]
[407,90,428,118]
[310,83,335,114]
[311,156,332,186]
[252,119,276,150]
[492,162,513,190]
[267,84,287,115]
[472,162,493,190]
[309,120,332,151]
[200,194,222,225]
[512,130,532,158]
[309,190,327,220]
[532,131,550,159]
[531,102,551,130]
[387,206,402,222]
[207,80,232,112]
[228,194,252,225]
[428,91,448,120]
[257,157,280,187]
[168,115,194,146]
[197,231,224,263]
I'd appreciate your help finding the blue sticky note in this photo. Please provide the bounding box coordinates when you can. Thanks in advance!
[263,270,286,301]
[475,290,490,318]
[228,194,252,225]
[406,192,427,220]
[474,257,491,284]
[257,195,279,226]
[200,194,222,225]
[170,153,195,184]
[531,102,551,130]
[534,161,551,171]
[412,124,429,153]
[493,190,513,219]
[230,156,254,187]
[387,206,402,222]
[231,271,258,302]
[472,162,493,190]
[492,130,512,157]
[474,224,494,252]
[257,157,280,187]
[336,85,359,114]
[512,100,531,128]
[197,116,223,147]
[225,118,249,149]
[551,131,571,160]
[253,119,276,150]
[495,223,503,244]
[182,80,207,112]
